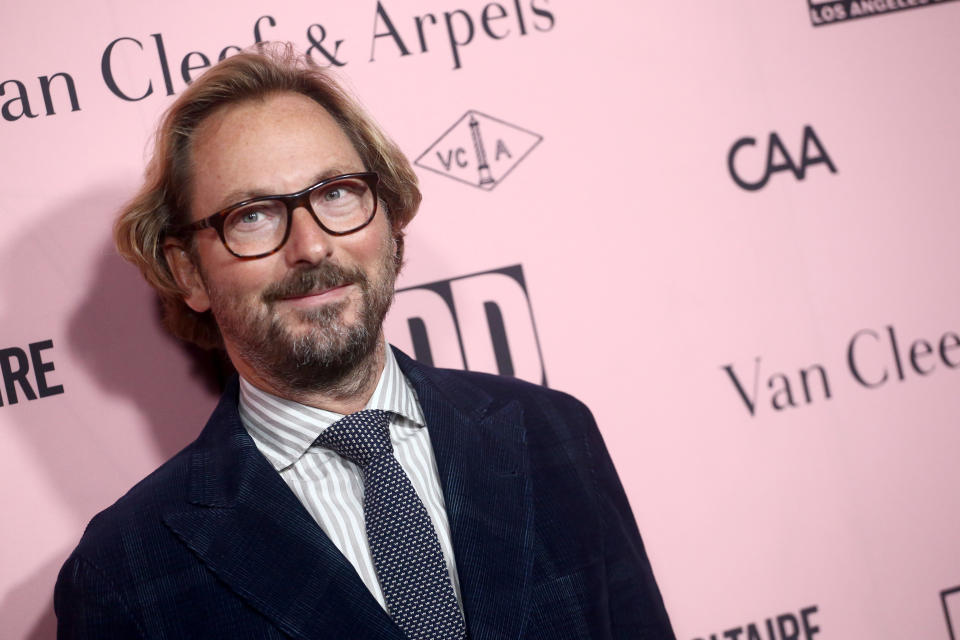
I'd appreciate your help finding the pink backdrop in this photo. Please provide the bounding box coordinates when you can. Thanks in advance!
[3,1,960,638]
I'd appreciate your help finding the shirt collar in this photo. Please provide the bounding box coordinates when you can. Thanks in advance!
[238,343,425,472]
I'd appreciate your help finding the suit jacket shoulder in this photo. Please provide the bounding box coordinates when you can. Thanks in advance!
[55,378,399,640]
[55,443,192,638]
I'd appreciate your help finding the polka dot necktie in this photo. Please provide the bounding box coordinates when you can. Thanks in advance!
[314,409,467,640]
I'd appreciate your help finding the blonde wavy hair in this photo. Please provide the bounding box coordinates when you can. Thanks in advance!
[114,44,421,349]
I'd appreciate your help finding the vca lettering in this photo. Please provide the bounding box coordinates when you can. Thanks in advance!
[0,339,64,407]
[415,110,542,190]
[384,264,547,386]
[728,125,837,191]
[694,605,820,640]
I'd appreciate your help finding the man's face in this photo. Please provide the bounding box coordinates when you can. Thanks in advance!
[175,91,397,394]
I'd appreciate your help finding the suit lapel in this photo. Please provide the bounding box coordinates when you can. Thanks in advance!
[396,349,535,640]
[162,379,404,640]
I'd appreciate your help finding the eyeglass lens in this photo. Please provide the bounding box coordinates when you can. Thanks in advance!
[222,176,375,256]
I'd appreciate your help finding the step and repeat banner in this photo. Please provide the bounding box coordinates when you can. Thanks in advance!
[2,1,959,638]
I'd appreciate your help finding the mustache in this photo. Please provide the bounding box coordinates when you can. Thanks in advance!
[261,262,368,303]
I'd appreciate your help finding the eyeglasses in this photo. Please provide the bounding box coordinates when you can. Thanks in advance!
[178,172,380,259]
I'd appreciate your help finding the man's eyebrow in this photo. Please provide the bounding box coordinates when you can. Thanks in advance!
[214,167,358,211]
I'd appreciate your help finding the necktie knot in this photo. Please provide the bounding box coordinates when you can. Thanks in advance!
[313,409,393,468]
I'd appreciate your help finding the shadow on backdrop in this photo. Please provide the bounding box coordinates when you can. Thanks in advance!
[68,245,233,451]
[1,186,229,638]
[0,551,64,640]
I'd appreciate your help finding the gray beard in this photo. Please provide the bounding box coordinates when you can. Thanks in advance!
[210,256,395,400]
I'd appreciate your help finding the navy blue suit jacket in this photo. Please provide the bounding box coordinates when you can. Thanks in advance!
[55,349,675,639]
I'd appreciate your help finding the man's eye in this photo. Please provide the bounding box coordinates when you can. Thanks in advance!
[226,205,281,232]
[324,187,345,201]
[239,210,264,223]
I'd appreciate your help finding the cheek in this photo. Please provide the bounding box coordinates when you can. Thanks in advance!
[201,257,279,302]
[344,221,394,270]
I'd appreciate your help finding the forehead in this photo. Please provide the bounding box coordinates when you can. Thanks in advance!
[189,92,364,215]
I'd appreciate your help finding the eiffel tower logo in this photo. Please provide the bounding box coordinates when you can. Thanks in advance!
[415,110,543,191]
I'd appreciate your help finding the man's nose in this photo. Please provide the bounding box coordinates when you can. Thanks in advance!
[282,205,334,265]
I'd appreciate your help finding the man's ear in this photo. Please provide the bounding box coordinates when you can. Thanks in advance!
[163,240,211,313]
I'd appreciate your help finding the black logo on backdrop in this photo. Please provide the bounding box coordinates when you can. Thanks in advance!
[944,585,960,640]
[808,0,958,26]
[693,604,820,640]
[723,324,960,416]
[415,111,542,190]
[728,125,836,191]
[0,339,64,407]
[384,264,548,385]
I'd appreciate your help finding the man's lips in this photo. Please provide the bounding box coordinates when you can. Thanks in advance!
[277,283,353,307]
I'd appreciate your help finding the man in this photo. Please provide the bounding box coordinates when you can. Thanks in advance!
[55,45,675,639]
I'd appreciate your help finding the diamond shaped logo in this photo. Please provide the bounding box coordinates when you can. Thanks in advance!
[945,585,960,640]
[415,110,543,190]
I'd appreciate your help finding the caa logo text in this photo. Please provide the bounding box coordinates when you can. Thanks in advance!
[728,125,836,191]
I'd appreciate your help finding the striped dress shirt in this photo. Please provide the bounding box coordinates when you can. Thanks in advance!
[237,345,463,611]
